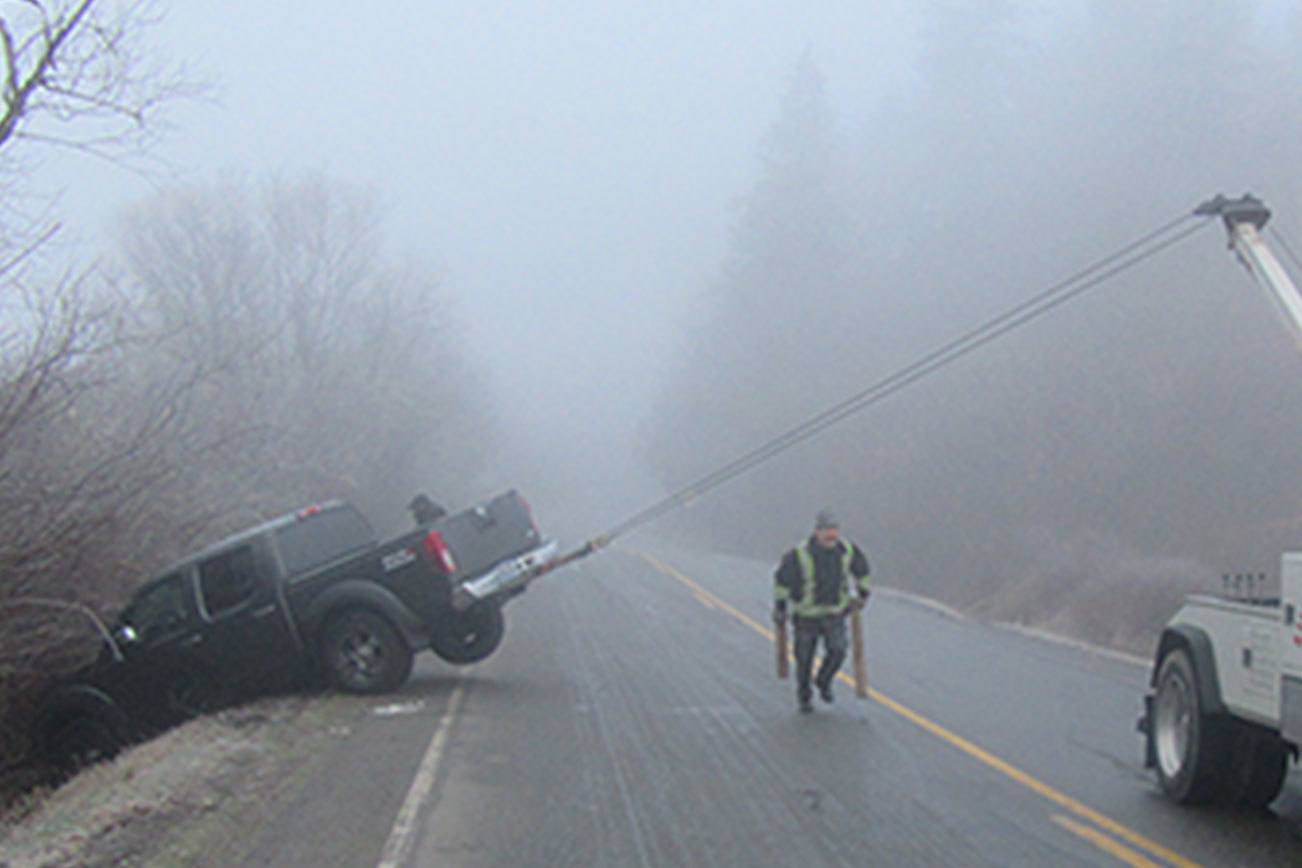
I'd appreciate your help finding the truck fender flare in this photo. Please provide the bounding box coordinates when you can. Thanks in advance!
[1152,625,1227,717]
[303,581,429,652]
[36,684,131,746]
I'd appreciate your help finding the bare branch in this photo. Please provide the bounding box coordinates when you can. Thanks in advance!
[0,596,119,660]
[0,217,55,278]
[0,21,17,104]
[0,0,196,201]
[0,0,94,151]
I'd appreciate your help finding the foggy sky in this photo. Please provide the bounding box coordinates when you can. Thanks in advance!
[38,0,1302,534]
[42,1,913,521]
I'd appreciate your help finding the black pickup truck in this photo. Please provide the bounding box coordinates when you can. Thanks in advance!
[35,491,555,768]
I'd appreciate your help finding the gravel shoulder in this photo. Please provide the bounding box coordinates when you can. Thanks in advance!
[0,691,369,868]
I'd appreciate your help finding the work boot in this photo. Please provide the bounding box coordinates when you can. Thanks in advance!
[798,686,813,713]
[819,682,834,704]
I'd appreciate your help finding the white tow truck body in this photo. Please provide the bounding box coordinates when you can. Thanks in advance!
[1162,559,1302,732]
[1142,195,1302,807]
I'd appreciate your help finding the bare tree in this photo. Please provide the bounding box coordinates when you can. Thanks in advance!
[0,1,186,165]
[0,0,193,771]
[118,175,492,529]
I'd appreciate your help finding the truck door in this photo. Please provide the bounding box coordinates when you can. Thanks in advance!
[192,542,300,693]
[113,570,209,725]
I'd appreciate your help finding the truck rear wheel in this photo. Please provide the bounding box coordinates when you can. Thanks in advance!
[322,610,414,693]
[430,603,504,665]
[1153,648,1227,804]
[1221,724,1289,809]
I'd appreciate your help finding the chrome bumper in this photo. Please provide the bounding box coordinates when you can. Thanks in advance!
[452,540,560,611]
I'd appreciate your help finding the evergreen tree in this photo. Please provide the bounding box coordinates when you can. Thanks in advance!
[646,55,860,548]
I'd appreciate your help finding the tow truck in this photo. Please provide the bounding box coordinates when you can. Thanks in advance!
[1140,194,1302,808]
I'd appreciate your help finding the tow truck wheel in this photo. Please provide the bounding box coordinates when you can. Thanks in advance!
[1221,725,1288,809]
[430,603,504,665]
[1240,738,1288,810]
[322,610,414,694]
[1153,648,1227,804]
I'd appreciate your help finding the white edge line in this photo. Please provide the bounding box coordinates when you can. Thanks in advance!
[873,585,971,622]
[376,681,467,868]
[619,548,1150,669]
[993,621,1150,668]
[876,585,1149,669]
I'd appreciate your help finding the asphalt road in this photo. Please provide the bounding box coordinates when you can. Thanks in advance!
[241,544,1302,868]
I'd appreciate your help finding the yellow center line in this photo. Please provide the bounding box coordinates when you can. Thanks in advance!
[1053,814,1163,868]
[692,591,717,610]
[630,549,1201,868]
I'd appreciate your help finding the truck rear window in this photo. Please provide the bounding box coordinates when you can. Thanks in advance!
[276,507,376,577]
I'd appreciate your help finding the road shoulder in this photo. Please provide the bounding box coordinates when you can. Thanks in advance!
[1,692,369,868]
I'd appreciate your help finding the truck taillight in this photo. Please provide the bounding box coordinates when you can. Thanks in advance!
[423,530,458,574]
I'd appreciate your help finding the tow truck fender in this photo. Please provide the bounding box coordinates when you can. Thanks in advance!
[302,580,430,651]
[1151,624,1227,717]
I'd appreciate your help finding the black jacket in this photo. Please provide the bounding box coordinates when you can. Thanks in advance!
[775,536,870,612]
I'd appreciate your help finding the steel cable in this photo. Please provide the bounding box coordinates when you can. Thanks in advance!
[527,209,1214,578]
[597,212,1210,544]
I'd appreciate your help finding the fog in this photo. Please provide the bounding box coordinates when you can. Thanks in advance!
[41,3,912,521]
[31,1,1302,647]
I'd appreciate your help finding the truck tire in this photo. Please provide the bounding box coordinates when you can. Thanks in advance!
[1153,648,1228,804]
[430,603,504,665]
[1221,724,1288,809]
[321,609,414,694]
[44,715,123,774]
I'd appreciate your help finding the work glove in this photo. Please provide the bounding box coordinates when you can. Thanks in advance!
[772,606,787,627]
[845,595,867,614]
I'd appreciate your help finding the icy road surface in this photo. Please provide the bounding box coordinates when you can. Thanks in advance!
[239,545,1302,867]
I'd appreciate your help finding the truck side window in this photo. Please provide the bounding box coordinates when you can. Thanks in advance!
[198,546,260,617]
[123,574,191,643]
[276,506,376,577]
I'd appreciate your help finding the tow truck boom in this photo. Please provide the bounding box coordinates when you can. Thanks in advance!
[1196,194,1302,344]
[1140,193,1302,810]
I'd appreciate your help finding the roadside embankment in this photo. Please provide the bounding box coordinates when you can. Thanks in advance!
[0,693,361,868]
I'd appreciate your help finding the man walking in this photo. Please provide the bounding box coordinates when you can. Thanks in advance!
[773,510,871,712]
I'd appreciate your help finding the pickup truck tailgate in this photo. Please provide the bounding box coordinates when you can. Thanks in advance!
[438,491,541,578]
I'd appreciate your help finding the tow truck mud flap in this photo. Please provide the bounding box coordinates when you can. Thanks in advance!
[1138,695,1156,768]
[452,541,559,611]
[1282,676,1302,747]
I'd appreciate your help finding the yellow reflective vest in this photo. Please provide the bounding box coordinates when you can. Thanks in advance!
[775,539,870,617]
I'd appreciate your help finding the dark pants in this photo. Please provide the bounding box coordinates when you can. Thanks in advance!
[793,614,848,700]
